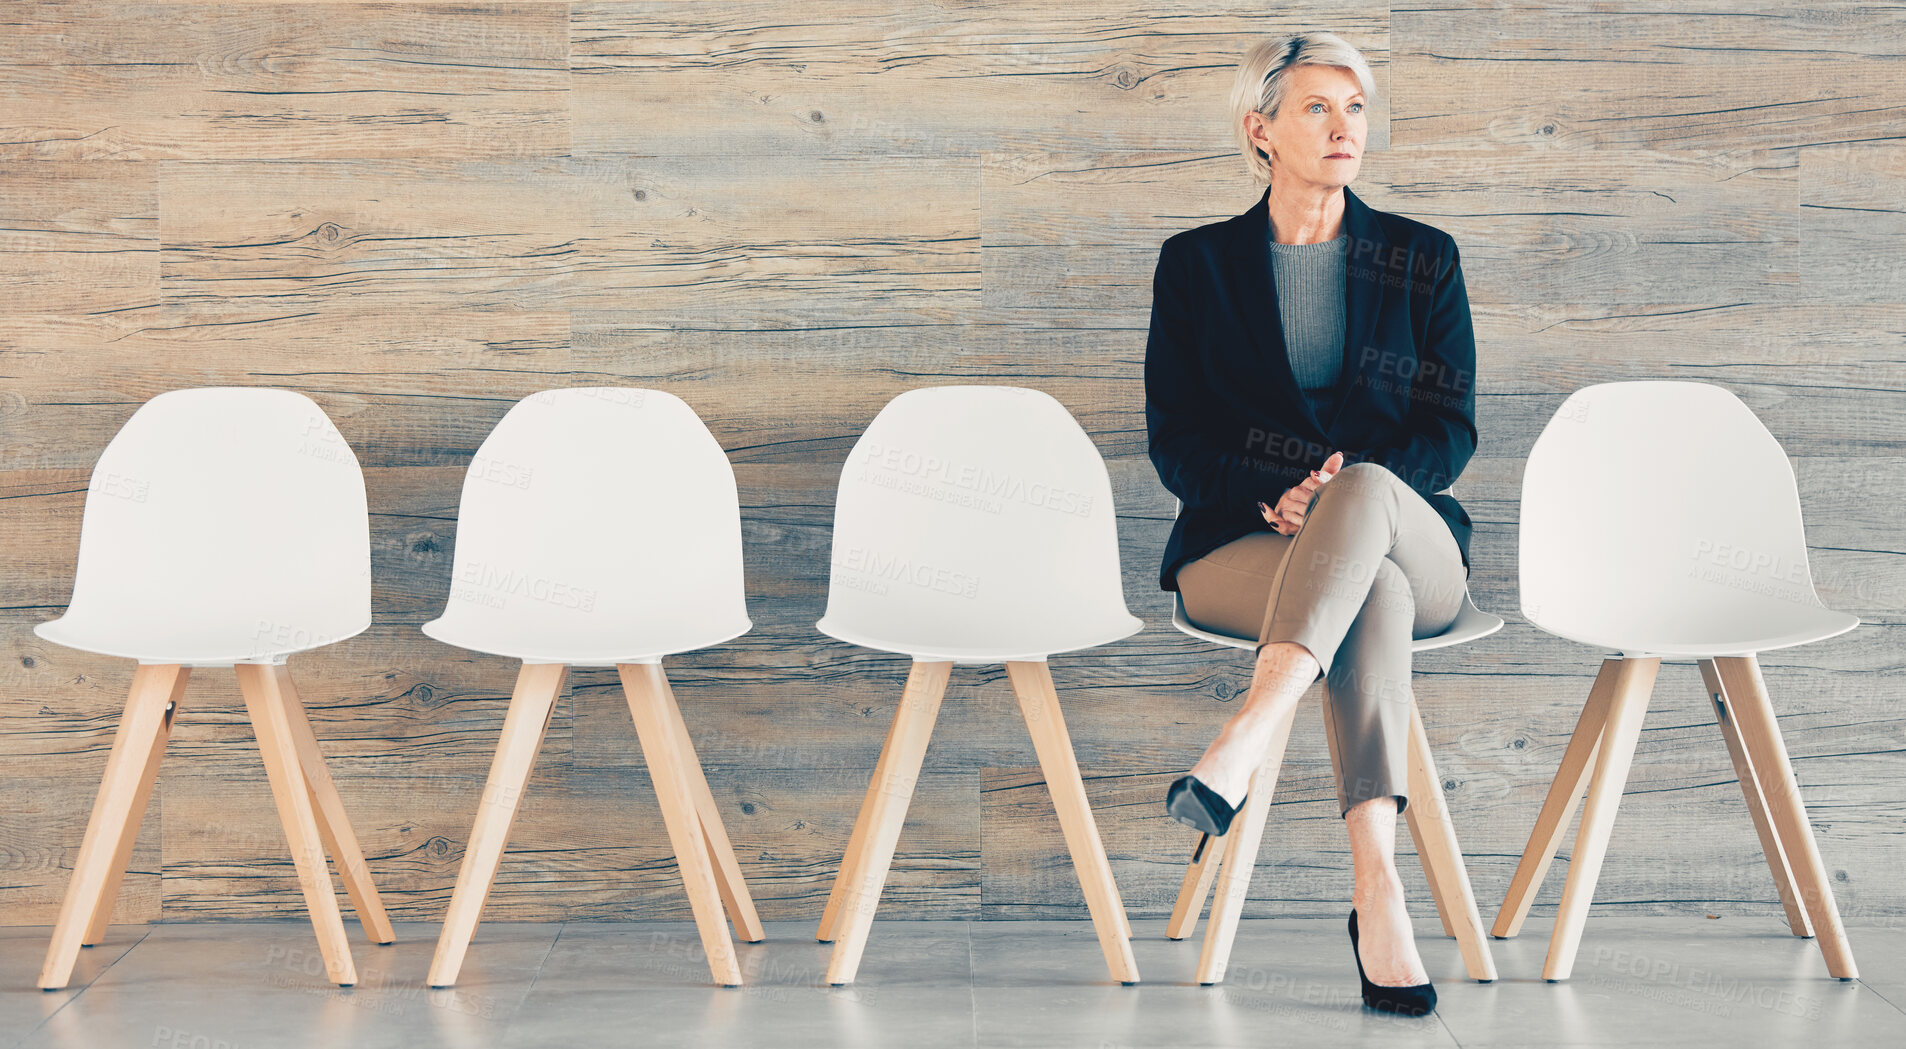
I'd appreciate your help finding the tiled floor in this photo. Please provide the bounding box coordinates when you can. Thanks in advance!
[4,916,1902,1048]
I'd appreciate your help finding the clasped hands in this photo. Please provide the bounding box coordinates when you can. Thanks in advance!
[1257,450,1345,536]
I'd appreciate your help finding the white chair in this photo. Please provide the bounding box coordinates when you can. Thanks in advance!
[35,387,391,990]
[1494,380,1861,981]
[1161,496,1502,986]
[814,385,1144,985]
[423,387,762,988]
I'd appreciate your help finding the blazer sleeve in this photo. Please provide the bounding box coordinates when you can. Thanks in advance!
[1145,239,1304,514]
[1346,235,1478,497]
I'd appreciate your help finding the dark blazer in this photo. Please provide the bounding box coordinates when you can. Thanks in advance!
[1145,183,1478,592]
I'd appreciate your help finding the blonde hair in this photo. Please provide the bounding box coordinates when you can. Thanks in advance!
[1229,32,1377,185]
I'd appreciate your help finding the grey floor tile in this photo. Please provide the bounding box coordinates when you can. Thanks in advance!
[7,917,1904,1049]
[1433,913,1901,1047]
[527,919,971,990]
[969,918,1460,1049]
[17,920,561,1049]
[0,926,146,1049]
[1841,924,1906,1015]
[498,920,975,1049]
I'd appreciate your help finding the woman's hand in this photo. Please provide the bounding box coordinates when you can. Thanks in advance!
[1258,451,1345,535]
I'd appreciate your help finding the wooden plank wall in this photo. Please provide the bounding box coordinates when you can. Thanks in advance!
[1,2,1901,929]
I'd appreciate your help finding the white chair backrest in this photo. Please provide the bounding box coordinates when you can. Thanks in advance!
[819,385,1139,660]
[428,387,749,657]
[1520,381,1826,644]
[49,387,371,661]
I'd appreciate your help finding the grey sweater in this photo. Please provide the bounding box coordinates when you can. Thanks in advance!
[1266,230,1348,422]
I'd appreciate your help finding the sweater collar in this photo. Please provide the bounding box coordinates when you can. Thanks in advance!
[1224,183,1389,439]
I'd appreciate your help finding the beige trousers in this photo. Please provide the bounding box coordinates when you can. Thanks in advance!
[1176,462,1466,818]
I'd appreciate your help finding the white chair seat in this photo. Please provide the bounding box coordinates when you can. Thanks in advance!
[1519,381,1859,661]
[816,385,1145,667]
[33,387,373,667]
[421,612,751,666]
[1169,589,1503,654]
[35,614,370,667]
[816,611,1142,665]
[1530,602,1858,659]
[420,387,752,669]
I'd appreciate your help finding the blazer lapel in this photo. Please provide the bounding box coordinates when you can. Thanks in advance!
[1319,185,1388,436]
[1221,185,1325,438]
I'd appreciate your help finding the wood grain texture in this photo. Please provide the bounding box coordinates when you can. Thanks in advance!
[0,2,569,161]
[2,2,1902,926]
[985,148,1805,309]
[156,156,980,309]
[0,163,157,313]
[570,2,1391,156]
[1389,1,1906,154]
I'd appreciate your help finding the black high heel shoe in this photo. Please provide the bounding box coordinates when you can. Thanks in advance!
[1165,775,1243,836]
[1348,908,1436,1016]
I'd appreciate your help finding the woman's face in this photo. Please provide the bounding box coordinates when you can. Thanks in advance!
[1246,63,1366,190]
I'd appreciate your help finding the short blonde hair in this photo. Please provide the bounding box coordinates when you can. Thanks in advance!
[1229,32,1377,185]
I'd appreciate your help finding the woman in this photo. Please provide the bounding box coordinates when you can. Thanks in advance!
[1145,33,1478,1016]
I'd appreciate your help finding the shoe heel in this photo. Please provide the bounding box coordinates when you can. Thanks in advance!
[1165,775,1243,837]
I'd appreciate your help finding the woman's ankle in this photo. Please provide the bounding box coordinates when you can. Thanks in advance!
[1188,747,1251,806]
[1194,696,1297,797]
[1254,640,1321,683]
[1351,866,1406,909]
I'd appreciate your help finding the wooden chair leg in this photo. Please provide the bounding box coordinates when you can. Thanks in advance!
[40,664,187,989]
[1710,656,1856,979]
[1408,803,1459,939]
[824,660,951,985]
[1005,660,1140,985]
[620,662,744,987]
[428,662,565,988]
[274,666,396,946]
[1402,701,1498,982]
[1404,758,1458,942]
[1542,657,1658,981]
[1698,659,1814,939]
[1166,832,1222,941]
[234,663,356,987]
[1194,707,1294,985]
[817,692,907,943]
[1492,658,1622,939]
[653,670,764,944]
[81,666,190,948]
